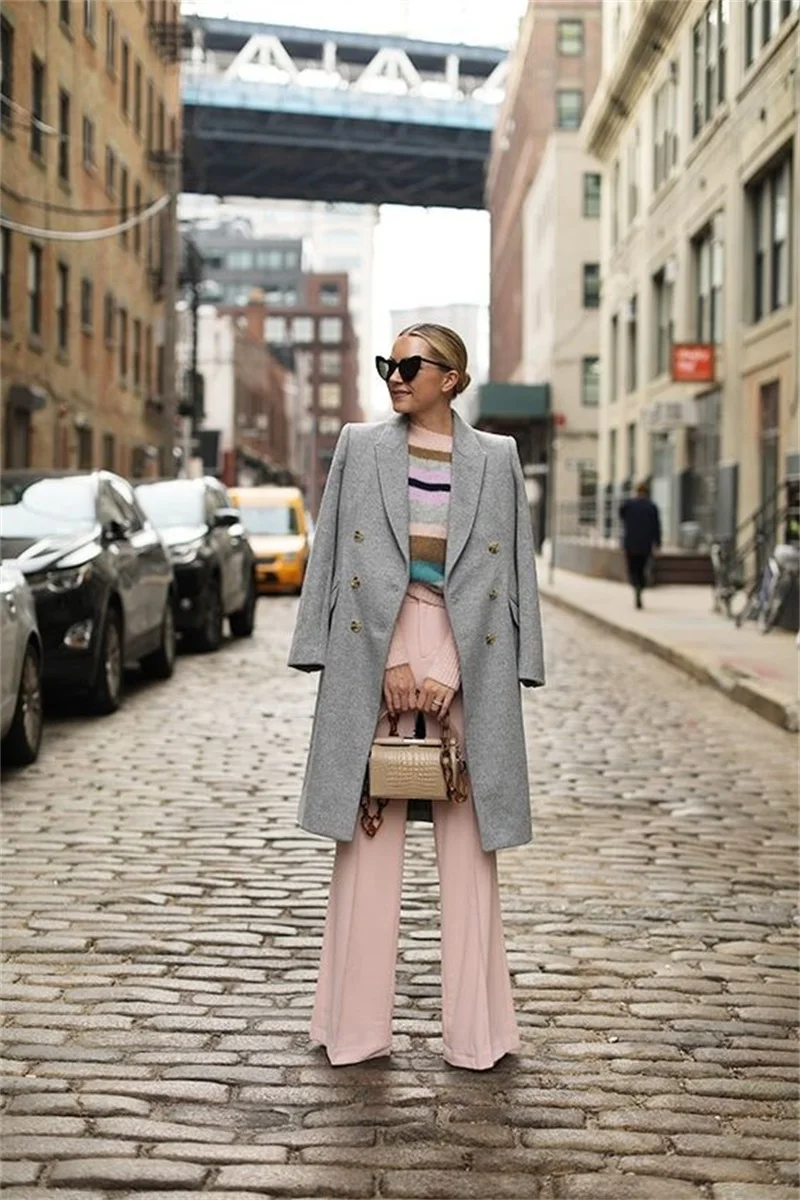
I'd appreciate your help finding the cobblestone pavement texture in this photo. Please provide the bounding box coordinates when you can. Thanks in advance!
[1,597,798,1199]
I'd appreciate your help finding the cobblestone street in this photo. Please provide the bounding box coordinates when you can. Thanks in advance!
[1,597,798,1199]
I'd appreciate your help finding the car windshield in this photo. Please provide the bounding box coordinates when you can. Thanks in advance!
[136,483,204,528]
[0,477,96,538]
[239,505,300,536]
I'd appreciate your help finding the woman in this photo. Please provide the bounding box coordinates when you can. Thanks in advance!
[288,324,544,1070]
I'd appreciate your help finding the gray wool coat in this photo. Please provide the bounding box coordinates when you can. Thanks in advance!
[287,410,545,853]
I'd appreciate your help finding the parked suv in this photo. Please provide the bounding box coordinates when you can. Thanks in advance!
[135,477,257,652]
[0,471,176,714]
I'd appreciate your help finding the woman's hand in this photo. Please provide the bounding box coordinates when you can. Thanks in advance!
[383,663,417,715]
[418,678,456,720]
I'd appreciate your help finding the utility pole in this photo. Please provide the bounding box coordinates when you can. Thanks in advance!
[160,152,181,475]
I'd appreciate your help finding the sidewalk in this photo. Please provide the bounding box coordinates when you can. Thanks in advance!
[536,558,799,732]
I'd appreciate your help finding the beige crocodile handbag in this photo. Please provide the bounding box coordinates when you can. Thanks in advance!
[360,710,468,837]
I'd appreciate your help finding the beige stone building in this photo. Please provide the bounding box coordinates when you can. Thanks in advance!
[585,0,799,545]
[520,132,601,529]
[1,0,181,475]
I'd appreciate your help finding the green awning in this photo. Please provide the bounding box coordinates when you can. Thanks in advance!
[476,382,550,422]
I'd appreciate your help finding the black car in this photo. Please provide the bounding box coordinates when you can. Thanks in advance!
[134,477,256,652]
[0,470,177,714]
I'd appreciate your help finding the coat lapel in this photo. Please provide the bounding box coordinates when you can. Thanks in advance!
[375,416,410,565]
[446,410,486,580]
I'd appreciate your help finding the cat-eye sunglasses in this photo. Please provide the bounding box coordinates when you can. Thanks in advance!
[375,354,450,383]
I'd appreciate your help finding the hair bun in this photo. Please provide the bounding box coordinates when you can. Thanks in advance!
[460,371,472,394]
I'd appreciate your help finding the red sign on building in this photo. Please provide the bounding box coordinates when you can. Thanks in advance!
[670,343,716,383]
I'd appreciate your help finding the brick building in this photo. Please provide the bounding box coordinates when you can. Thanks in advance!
[486,0,602,384]
[1,0,181,475]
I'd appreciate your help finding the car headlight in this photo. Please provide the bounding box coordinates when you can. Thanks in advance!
[170,540,204,565]
[30,564,94,593]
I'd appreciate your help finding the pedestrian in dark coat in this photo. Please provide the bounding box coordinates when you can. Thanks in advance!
[288,323,544,1070]
[619,482,662,609]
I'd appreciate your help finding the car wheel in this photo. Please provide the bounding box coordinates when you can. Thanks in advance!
[229,573,257,639]
[189,579,223,653]
[141,596,177,679]
[89,607,123,715]
[2,641,43,766]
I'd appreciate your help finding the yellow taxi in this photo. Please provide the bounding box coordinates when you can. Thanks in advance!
[228,486,310,594]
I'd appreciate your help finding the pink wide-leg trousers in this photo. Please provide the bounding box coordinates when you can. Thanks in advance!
[310,588,520,1070]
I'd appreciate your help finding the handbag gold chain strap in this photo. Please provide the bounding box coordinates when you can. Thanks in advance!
[359,710,468,838]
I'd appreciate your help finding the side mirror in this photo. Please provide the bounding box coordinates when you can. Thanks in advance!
[213,508,241,529]
[102,519,128,543]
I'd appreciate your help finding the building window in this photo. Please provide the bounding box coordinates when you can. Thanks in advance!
[577,463,598,524]
[59,1,71,29]
[693,0,728,138]
[76,426,93,470]
[103,290,115,345]
[557,18,584,55]
[626,422,636,485]
[118,307,128,380]
[749,153,792,321]
[611,159,620,247]
[133,318,141,388]
[694,226,724,343]
[627,128,640,224]
[102,433,115,470]
[227,250,253,271]
[583,264,600,308]
[292,316,314,342]
[144,326,153,394]
[265,316,287,345]
[653,76,678,191]
[56,261,69,353]
[319,382,342,410]
[106,9,117,75]
[1,228,10,323]
[583,172,601,218]
[318,416,342,437]
[133,60,143,134]
[283,286,298,307]
[626,296,638,392]
[31,57,45,159]
[581,357,600,406]
[80,277,93,332]
[120,165,129,246]
[319,282,341,307]
[609,428,618,485]
[157,97,165,152]
[133,182,142,256]
[0,16,13,132]
[556,89,583,130]
[320,316,343,343]
[120,38,130,116]
[653,267,675,377]
[320,350,342,377]
[105,144,116,196]
[146,79,154,152]
[609,314,618,403]
[83,0,96,39]
[747,0,797,66]
[28,244,43,338]
[82,115,95,169]
[58,88,71,182]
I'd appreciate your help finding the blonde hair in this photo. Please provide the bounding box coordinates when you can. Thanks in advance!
[399,323,472,398]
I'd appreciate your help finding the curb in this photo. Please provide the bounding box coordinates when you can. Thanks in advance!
[540,586,798,734]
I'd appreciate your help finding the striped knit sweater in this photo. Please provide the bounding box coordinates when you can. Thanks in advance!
[408,422,452,593]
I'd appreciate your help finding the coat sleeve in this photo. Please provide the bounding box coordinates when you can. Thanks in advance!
[508,437,545,688]
[287,424,351,672]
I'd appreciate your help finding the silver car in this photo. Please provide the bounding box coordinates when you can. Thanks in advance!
[1,562,43,766]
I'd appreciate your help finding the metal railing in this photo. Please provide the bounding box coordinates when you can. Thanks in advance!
[711,479,800,620]
[555,494,623,544]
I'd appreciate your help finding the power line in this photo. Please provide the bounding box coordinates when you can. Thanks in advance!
[0,194,170,241]
[1,182,151,217]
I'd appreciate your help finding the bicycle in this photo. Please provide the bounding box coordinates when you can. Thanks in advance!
[735,541,800,634]
[710,537,748,620]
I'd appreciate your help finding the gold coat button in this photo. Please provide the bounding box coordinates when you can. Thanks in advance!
[350,575,361,589]
[350,620,363,633]
[485,633,496,645]
[354,530,364,542]
[488,588,498,599]
[488,542,500,554]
